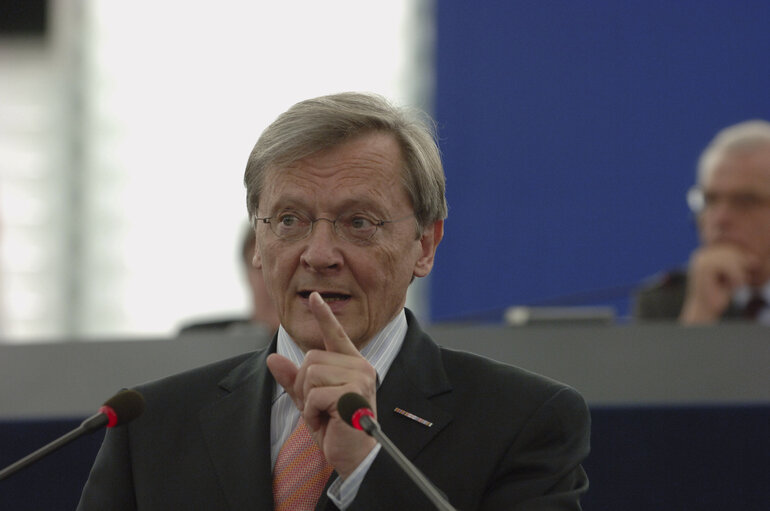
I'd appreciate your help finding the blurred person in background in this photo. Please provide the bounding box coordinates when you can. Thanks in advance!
[635,120,770,325]
[177,225,280,337]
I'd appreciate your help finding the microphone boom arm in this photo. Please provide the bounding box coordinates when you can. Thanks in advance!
[359,415,458,511]
[0,413,105,481]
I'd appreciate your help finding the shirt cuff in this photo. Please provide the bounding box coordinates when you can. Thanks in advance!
[327,444,382,510]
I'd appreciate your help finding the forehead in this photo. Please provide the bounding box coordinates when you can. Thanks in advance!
[704,146,770,192]
[261,132,409,210]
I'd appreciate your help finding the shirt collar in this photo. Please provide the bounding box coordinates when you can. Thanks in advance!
[733,282,770,308]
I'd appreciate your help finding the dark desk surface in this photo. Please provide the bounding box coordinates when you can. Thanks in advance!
[1,323,768,418]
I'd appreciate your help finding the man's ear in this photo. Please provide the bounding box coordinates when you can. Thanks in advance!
[413,220,444,278]
[253,234,263,270]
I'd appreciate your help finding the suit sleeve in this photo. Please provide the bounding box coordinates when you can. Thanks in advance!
[76,424,137,511]
[486,386,590,510]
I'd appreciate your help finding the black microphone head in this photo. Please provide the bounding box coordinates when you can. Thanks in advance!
[103,389,145,426]
[337,392,371,427]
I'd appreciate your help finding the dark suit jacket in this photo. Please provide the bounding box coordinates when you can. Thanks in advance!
[633,270,743,320]
[77,310,590,510]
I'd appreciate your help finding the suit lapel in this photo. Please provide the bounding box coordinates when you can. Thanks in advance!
[194,313,451,509]
[199,341,277,510]
[317,313,453,511]
[376,311,453,459]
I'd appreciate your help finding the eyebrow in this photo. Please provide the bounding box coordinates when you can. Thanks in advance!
[268,197,388,216]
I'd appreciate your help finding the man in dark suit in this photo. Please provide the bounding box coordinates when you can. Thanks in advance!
[78,92,590,510]
[635,120,770,325]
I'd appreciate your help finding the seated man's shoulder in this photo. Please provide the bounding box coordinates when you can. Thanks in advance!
[638,269,687,293]
[177,316,252,335]
[633,269,688,319]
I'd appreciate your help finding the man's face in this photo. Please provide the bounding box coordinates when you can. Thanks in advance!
[254,131,442,352]
[698,145,770,283]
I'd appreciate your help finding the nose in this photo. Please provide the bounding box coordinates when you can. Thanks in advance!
[701,199,736,239]
[300,218,343,272]
[711,197,737,220]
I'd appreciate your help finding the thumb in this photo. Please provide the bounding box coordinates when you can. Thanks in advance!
[267,353,301,409]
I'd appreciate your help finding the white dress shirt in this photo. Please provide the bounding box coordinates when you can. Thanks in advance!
[269,309,408,509]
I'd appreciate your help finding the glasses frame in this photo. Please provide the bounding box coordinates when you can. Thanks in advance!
[253,211,415,243]
[687,187,770,214]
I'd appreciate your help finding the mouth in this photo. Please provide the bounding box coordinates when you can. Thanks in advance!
[298,290,352,304]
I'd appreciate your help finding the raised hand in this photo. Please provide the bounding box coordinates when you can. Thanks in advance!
[680,244,760,324]
[267,292,378,478]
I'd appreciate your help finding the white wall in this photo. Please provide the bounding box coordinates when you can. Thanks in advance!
[0,0,434,341]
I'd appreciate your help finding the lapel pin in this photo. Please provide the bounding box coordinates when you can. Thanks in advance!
[393,407,433,427]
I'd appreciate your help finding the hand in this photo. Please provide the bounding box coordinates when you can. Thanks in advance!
[266,292,378,478]
[680,244,759,324]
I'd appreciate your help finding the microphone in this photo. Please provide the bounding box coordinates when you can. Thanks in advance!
[337,393,457,511]
[0,389,145,481]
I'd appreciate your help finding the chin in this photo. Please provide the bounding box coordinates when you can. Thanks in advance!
[283,321,322,349]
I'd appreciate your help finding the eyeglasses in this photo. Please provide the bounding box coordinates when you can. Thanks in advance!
[687,187,770,214]
[253,210,415,243]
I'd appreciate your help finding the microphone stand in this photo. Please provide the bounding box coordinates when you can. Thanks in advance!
[360,416,458,511]
[0,413,106,481]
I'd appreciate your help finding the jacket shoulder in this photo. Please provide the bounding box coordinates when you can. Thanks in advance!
[633,269,688,319]
[132,350,262,411]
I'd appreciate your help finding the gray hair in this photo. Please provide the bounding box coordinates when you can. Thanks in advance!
[244,92,447,231]
[697,119,770,185]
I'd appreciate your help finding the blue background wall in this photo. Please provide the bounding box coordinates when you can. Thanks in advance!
[430,1,770,322]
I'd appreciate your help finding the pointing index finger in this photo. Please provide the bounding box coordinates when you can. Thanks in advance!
[309,291,361,356]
